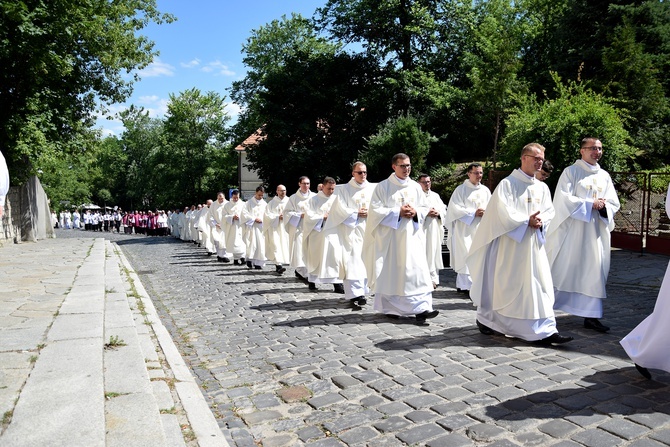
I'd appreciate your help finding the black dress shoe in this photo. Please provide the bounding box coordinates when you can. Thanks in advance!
[536,333,574,345]
[295,271,305,281]
[308,282,317,290]
[207,252,213,256]
[476,320,500,336]
[350,296,367,307]
[386,314,400,319]
[416,310,439,325]
[246,260,253,268]
[635,364,652,380]
[233,259,240,265]
[254,265,262,270]
[584,318,610,333]
[276,265,286,274]
[333,283,345,294]
[222,257,230,263]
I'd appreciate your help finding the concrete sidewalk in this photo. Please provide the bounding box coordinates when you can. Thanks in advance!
[0,237,228,447]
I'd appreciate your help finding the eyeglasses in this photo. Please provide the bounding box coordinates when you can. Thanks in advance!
[419,180,431,184]
[353,171,367,175]
[523,155,545,163]
[396,164,412,169]
[582,146,603,152]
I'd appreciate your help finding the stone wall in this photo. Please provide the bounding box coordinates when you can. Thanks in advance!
[0,176,54,246]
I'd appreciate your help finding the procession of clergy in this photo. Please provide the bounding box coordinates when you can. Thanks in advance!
[168,142,625,346]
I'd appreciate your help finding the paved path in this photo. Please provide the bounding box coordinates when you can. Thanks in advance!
[18,229,670,446]
[0,235,227,447]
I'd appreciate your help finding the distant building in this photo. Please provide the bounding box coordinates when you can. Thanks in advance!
[234,128,265,199]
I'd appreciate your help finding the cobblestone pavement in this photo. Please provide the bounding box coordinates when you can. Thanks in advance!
[55,229,670,447]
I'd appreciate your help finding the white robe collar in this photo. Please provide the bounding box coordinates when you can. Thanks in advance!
[577,159,600,173]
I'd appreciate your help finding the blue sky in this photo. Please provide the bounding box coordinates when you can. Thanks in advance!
[98,0,326,137]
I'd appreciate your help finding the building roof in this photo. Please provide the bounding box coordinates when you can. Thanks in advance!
[235,127,266,151]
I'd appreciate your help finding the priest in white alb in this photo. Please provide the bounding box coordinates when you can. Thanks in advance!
[222,190,246,265]
[445,163,491,293]
[284,176,316,281]
[210,192,229,262]
[363,153,438,325]
[242,186,267,270]
[466,143,572,344]
[263,185,290,274]
[418,173,447,289]
[326,162,376,307]
[302,177,343,293]
[546,137,620,333]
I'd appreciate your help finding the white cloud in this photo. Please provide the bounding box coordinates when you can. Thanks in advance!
[224,101,242,119]
[202,60,235,77]
[138,59,175,77]
[181,58,201,68]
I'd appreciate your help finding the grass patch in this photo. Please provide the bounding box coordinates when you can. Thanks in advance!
[104,335,127,350]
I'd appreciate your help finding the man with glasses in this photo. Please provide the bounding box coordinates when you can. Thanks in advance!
[546,138,620,333]
[363,153,439,325]
[284,176,316,281]
[326,162,376,306]
[446,163,491,294]
[467,143,572,345]
[418,174,448,289]
[264,185,290,274]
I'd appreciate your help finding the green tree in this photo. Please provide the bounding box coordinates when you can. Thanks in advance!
[0,0,174,182]
[361,113,434,180]
[245,50,387,188]
[500,73,634,185]
[119,106,164,210]
[160,88,231,207]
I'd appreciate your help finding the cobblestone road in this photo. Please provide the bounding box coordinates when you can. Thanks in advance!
[55,229,670,447]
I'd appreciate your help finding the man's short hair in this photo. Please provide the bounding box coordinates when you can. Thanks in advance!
[255,186,265,193]
[352,161,366,170]
[231,189,240,196]
[323,176,336,185]
[521,143,545,156]
[467,163,482,172]
[299,176,310,184]
[580,137,600,148]
[392,153,409,164]
[418,173,430,181]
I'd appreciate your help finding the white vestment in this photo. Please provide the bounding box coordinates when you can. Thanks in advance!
[284,189,316,275]
[446,180,491,290]
[620,186,670,372]
[210,199,227,257]
[242,197,267,267]
[363,174,433,316]
[326,178,377,298]
[303,191,341,284]
[223,200,246,259]
[423,190,447,285]
[173,212,182,239]
[546,159,620,318]
[263,195,290,265]
[197,206,216,253]
[466,169,557,341]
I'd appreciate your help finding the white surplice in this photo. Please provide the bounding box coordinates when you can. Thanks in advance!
[466,169,557,341]
[263,195,290,265]
[423,190,447,286]
[546,160,621,318]
[303,191,340,284]
[222,199,246,260]
[446,180,491,290]
[284,189,316,275]
[326,178,377,298]
[209,199,227,257]
[620,185,670,372]
[242,197,267,267]
[363,174,434,316]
